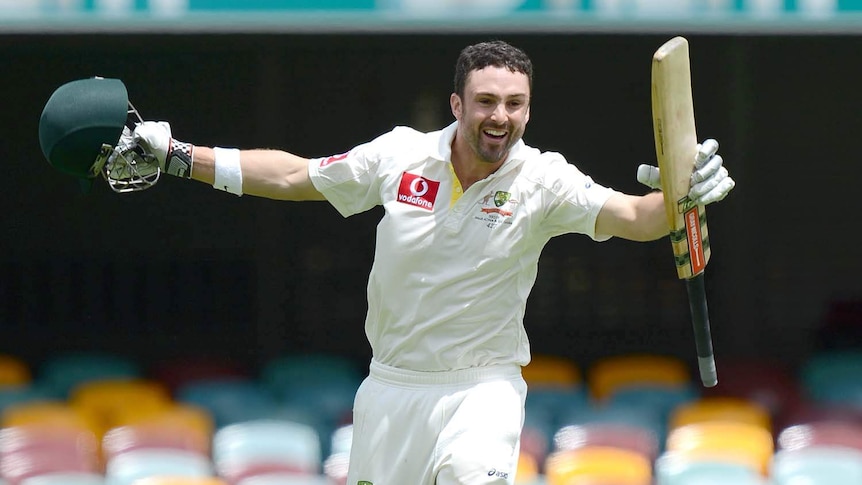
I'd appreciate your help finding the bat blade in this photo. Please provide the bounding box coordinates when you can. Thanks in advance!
[651,36,717,387]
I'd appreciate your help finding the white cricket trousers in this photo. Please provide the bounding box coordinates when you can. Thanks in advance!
[346,359,527,485]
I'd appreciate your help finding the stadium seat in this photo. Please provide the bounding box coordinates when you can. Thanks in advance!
[544,446,653,485]
[701,357,801,421]
[552,422,660,463]
[37,353,140,399]
[102,418,212,465]
[654,452,767,485]
[668,396,772,433]
[1,401,99,436]
[235,474,331,485]
[322,425,351,485]
[555,401,665,452]
[19,472,106,485]
[777,420,862,452]
[148,357,250,394]
[0,450,100,485]
[607,384,698,429]
[260,353,361,453]
[521,354,581,388]
[104,449,214,485]
[70,379,172,436]
[260,354,363,395]
[0,386,54,417]
[130,478,229,485]
[0,355,31,387]
[587,354,691,401]
[800,350,862,405]
[0,424,100,470]
[770,446,862,484]
[212,419,321,484]
[175,378,279,429]
[664,421,774,475]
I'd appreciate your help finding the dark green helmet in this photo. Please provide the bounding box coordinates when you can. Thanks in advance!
[38,77,159,192]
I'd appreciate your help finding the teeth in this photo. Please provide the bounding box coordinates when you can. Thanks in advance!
[485,129,506,136]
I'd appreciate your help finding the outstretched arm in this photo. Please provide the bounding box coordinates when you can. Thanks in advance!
[134,121,325,201]
[189,146,325,201]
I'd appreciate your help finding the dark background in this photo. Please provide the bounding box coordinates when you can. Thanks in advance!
[2,33,860,376]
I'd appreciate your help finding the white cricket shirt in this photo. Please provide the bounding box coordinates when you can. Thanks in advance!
[308,122,618,372]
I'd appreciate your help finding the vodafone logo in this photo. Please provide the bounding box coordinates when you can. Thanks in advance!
[397,172,440,211]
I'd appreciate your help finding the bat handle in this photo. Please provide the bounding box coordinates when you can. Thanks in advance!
[685,273,718,387]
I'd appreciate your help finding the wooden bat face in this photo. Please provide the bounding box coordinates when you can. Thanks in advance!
[651,36,711,279]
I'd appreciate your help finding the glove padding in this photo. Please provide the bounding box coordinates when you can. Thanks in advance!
[636,138,735,206]
[133,121,194,178]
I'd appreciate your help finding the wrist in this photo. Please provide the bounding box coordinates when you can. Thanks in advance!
[163,138,194,178]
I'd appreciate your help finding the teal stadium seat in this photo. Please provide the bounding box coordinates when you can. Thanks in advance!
[37,352,140,399]
[175,378,279,429]
[800,350,862,407]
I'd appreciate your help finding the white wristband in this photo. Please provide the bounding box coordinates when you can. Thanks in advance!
[213,147,243,196]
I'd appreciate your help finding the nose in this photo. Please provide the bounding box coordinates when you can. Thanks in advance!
[490,102,507,122]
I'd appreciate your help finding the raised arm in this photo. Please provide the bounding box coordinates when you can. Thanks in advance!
[134,121,325,201]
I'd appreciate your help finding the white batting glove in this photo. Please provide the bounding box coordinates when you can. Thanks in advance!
[133,121,194,178]
[689,139,735,205]
[636,138,735,205]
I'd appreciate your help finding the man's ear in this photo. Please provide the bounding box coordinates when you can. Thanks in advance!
[450,93,462,120]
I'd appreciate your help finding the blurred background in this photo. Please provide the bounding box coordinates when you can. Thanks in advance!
[2,1,862,484]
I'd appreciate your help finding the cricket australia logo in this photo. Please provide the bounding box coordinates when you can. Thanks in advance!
[476,190,519,228]
[397,172,440,211]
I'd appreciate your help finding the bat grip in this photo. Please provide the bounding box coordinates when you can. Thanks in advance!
[685,273,717,387]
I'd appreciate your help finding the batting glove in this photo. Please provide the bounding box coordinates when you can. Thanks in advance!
[636,138,736,205]
[133,121,194,178]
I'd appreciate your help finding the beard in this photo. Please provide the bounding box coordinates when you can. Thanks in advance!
[466,123,523,164]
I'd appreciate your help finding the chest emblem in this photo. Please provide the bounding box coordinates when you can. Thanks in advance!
[397,172,440,211]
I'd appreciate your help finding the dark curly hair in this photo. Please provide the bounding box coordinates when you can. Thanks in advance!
[453,40,533,98]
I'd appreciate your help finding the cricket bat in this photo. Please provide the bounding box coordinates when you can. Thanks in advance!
[651,36,717,387]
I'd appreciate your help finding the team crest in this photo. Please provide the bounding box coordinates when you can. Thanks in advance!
[493,191,511,207]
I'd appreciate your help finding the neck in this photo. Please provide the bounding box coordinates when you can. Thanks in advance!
[450,135,504,192]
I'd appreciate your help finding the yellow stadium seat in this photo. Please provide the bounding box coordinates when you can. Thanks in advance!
[668,396,772,433]
[103,405,215,462]
[665,421,775,475]
[522,354,581,388]
[0,354,31,386]
[515,451,539,484]
[70,378,172,434]
[587,354,690,400]
[545,446,653,485]
[1,400,99,433]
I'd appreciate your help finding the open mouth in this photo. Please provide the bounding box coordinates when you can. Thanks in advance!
[483,128,507,140]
